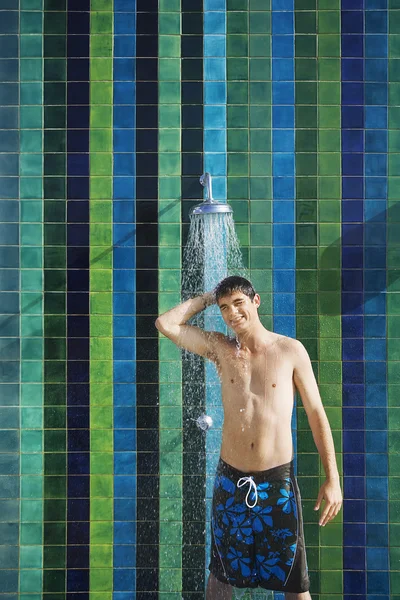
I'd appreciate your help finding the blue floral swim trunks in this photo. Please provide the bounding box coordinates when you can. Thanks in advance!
[209,458,310,593]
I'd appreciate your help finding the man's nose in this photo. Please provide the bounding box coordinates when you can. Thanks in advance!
[228,306,238,318]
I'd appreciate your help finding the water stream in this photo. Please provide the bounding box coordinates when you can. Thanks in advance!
[181,212,274,599]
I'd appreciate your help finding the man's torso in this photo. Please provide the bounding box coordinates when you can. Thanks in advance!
[212,333,297,472]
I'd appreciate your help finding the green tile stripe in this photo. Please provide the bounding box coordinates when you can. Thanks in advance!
[248,0,272,329]
[89,2,114,598]
[388,5,400,593]
[158,1,183,596]
[294,0,322,592]
[317,0,343,594]
[19,1,44,592]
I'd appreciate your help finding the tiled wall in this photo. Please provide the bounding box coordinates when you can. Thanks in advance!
[0,0,399,598]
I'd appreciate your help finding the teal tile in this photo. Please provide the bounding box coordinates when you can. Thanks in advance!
[20,11,43,34]
[21,338,43,360]
[21,499,43,521]
[228,129,249,152]
[250,223,272,245]
[227,34,248,57]
[21,476,43,499]
[21,200,42,223]
[250,177,271,199]
[21,82,43,106]
[249,81,271,104]
[250,0,270,7]
[20,35,42,58]
[250,129,271,152]
[250,35,270,57]
[227,81,249,104]
[250,58,271,81]
[250,150,271,175]
[21,430,43,453]
[21,407,43,428]
[227,58,249,82]
[20,522,43,545]
[249,11,271,33]
[20,154,43,177]
[20,569,43,593]
[21,0,43,7]
[21,384,43,406]
[21,361,43,384]
[250,105,271,128]
[227,105,249,128]
[21,223,43,246]
[20,177,43,200]
[20,59,43,82]
[159,13,180,34]
[20,132,42,155]
[20,546,43,569]
[227,12,248,34]
[20,106,43,129]
[250,200,272,223]
[21,454,43,476]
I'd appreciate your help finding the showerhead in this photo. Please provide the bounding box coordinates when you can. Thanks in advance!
[190,172,233,215]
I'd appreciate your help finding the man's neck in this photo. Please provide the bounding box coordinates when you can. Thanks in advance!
[236,324,274,353]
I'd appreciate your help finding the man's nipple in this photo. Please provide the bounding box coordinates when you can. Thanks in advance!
[272,383,276,387]
[231,378,234,383]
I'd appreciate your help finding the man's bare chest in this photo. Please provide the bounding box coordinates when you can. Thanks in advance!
[216,348,291,396]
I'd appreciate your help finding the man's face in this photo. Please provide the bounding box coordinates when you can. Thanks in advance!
[217,290,260,333]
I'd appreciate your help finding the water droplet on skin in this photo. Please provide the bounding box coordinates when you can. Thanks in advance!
[241,427,245,432]
[240,408,244,412]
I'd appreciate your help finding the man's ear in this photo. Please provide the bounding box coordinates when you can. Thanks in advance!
[253,293,261,308]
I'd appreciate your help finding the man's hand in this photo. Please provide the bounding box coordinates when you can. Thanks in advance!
[314,478,342,526]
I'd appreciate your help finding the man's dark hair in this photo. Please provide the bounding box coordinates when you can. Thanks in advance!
[214,276,256,303]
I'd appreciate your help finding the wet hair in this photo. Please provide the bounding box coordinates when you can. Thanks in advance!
[214,276,256,303]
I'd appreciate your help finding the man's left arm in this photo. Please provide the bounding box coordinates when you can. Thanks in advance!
[292,339,343,527]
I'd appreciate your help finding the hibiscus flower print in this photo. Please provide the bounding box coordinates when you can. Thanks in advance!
[216,496,247,526]
[270,528,293,542]
[251,504,273,532]
[256,553,286,583]
[230,512,254,545]
[227,546,252,577]
[277,486,297,518]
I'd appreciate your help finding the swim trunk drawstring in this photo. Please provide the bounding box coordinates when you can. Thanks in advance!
[237,476,258,508]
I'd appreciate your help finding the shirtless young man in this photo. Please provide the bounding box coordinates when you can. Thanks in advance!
[156,276,342,599]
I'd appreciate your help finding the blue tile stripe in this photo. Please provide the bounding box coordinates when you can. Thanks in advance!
[341,4,367,596]
[204,0,227,202]
[203,0,227,573]
[364,3,390,597]
[18,2,44,595]
[113,1,137,597]
[271,0,297,461]
[0,4,20,595]
[271,0,295,338]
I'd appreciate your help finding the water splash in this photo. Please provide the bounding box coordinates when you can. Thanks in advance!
[182,212,246,300]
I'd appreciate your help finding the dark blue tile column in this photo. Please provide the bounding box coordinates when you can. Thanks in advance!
[341,4,366,598]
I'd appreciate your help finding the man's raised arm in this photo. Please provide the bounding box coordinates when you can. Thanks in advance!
[155,292,223,359]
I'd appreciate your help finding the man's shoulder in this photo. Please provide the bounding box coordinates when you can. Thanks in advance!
[272,332,300,350]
